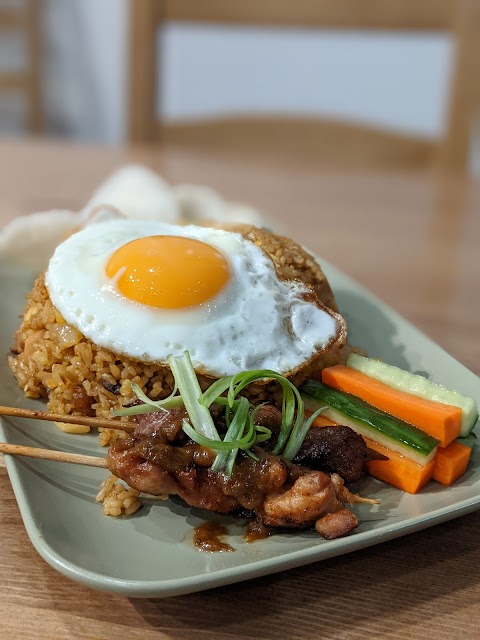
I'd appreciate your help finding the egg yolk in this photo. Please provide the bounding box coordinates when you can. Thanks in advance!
[105,235,231,309]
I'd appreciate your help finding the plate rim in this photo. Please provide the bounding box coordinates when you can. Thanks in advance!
[4,451,480,598]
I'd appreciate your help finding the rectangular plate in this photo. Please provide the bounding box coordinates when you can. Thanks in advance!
[1,258,479,598]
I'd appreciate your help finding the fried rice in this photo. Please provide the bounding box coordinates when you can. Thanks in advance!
[96,474,142,516]
[8,226,349,446]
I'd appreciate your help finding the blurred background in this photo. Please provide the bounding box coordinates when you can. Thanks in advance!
[1,0,479,173]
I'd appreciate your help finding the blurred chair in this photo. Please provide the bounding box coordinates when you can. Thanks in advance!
[129,0,480,171]
[0,0,43,132]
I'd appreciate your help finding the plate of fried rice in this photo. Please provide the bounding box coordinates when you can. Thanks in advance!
[0,168,479,597]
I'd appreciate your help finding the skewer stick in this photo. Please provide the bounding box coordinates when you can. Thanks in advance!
[0,405,134,432]
[0,443,107,468]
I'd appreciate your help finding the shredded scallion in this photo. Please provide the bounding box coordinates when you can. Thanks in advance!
[181,420,249,451]
[112,382,184,416]
[167,352,220,442]
[211,397,252,474]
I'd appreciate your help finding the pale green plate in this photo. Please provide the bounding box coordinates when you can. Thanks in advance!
[1,258,479,598]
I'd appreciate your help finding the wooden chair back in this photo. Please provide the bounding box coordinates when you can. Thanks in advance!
[129,0,480,171]
[0,0,43,133]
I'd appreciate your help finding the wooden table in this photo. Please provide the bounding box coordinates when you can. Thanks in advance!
[0,139,479,639]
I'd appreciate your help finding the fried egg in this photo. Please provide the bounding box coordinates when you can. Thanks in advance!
[45,220,341,377]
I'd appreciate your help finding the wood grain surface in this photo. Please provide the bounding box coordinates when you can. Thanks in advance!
[0,139,479,639]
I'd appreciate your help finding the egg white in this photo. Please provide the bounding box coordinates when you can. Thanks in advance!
[45,220,339,377]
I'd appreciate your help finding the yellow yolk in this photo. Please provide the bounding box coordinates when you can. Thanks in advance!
[105,235,231,309]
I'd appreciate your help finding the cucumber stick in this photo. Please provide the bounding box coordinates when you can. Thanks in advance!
[300,379,439,466]
[347,353,478,437]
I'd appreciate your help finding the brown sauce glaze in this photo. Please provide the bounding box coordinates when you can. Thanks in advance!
[244,520,274,543]
[218,455,288,511]
[193,521,234,553]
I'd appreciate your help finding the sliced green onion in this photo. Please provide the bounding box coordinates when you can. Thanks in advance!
[167,352,220,441]
[240,411,256,447]
[217,369,306,458]
[276,385,297,454]
[205,368,318,459]
[131,382,174,409]
[254,425,272,443]
[250,405,273,443]
[199,376,234,408]
[282,406,327,459]
[181,420,248,451]
[211,397,251,474]
[111,391,184,417]
[250,402,267,421]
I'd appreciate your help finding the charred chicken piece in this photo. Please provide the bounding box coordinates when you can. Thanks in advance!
[315,508,359,540]
[293,425,367,483]
[261,471,369,536]
[134,407,189,443]
[262,471,345,528]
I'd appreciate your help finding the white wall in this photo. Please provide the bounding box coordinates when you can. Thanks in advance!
[160,24,452,139]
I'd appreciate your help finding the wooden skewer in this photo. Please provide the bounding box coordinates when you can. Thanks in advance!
[0,443,107,468]
[0,405,135,432]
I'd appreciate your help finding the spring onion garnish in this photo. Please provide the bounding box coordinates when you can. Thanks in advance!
[112,382,183,416]
[283,405,326,459]
[180,421,249,451]
[112,350,326,475]
[211,396,252,474]
[166,352,220,442]
[202,368,314,458]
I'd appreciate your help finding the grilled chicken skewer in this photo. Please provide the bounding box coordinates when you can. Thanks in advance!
[107,407,379,539]
[0,403,379,540]
[0,436,375,540]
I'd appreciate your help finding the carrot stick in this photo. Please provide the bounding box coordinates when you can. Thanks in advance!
[322,365,461,447]
[433,441,472,486]
[363,437,435,494]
